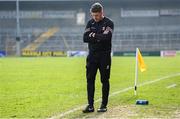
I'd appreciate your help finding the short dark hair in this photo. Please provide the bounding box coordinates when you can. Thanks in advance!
[90,2,103,13]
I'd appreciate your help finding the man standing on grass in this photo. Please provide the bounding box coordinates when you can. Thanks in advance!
[83,2,114,113]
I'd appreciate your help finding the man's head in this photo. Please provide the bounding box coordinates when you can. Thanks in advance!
[90,2,104,22]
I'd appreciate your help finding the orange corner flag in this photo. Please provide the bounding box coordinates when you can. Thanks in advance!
[137,48,146,72]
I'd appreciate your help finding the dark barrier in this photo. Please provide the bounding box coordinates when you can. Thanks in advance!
[113,51,160,56]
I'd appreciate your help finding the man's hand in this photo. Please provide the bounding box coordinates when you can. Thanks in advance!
[89,32,96,38]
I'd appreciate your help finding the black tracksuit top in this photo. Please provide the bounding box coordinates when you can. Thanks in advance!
[83,17,114,53]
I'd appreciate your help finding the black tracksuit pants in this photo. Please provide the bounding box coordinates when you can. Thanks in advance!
[86,51,111,106]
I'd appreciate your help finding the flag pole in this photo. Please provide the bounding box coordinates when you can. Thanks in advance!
[134,48,138,95]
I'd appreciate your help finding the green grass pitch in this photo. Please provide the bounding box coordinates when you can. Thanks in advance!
[0,56,180,118]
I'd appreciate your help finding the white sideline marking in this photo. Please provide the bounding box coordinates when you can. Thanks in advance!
[49,73,180,119]
[166,84,177,89]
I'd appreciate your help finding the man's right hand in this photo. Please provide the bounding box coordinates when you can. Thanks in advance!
[89,32,96,38]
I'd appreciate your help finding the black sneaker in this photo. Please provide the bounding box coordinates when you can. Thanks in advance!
[97,104,107,112]
[82,105,94,113]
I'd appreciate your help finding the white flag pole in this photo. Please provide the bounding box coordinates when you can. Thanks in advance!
[134,48,138,95]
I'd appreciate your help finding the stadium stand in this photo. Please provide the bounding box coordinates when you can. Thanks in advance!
[0,0,180,56]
